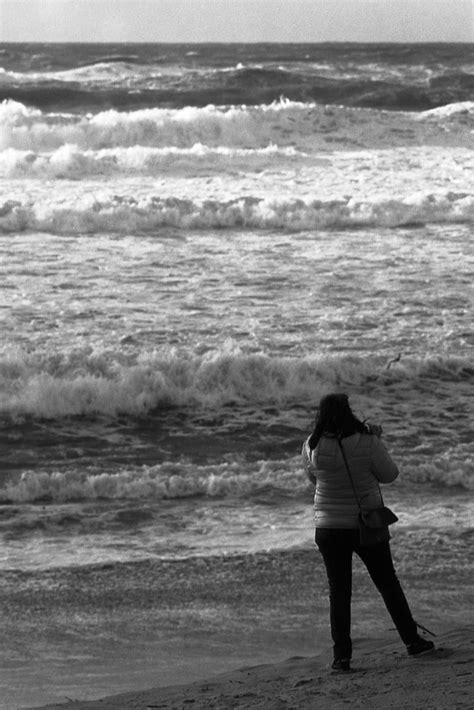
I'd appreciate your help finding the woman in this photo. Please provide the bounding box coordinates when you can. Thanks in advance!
[302,393,434,671]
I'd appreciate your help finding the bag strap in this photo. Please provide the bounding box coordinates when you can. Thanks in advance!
[337,437,385,511]
[337,437,362,511]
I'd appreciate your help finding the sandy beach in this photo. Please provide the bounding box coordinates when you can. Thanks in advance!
[31,625,474,709]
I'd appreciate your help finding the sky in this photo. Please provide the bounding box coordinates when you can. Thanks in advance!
[0,0,472,43]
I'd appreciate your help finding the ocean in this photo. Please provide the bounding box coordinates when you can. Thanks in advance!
[0,42,473,709]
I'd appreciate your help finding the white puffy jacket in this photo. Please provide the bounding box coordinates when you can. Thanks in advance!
[302,432,398,528]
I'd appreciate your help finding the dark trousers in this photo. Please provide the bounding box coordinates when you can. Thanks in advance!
[316,528,418,660]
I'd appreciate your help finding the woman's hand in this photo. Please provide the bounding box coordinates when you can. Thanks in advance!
[367,423,383,438]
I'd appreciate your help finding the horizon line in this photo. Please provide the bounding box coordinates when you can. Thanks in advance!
[1,39,472,45]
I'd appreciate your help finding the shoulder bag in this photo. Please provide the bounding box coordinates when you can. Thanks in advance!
[337,437,398,547]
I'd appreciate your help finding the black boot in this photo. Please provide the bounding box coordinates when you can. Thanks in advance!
[406,635,435,656]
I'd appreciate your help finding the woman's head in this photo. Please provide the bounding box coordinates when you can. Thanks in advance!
[308,393,366,448]
[318,392,351,429]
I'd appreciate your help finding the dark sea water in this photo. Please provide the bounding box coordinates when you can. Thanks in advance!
[0,42,473,708]
[1,42,473,111]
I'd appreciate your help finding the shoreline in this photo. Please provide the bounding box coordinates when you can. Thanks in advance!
[30,626,474,709]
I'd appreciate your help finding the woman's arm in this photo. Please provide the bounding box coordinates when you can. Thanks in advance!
[370,436,399,483]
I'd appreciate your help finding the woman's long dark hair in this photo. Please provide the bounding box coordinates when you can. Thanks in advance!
[308,393,368,449]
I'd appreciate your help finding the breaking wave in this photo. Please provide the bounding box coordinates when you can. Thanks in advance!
[0,143,308,178]
[0,457,303,503]
[0,345,471,421]
[1,190,472,234]
[1,100,473,153]
[1,443,472,506]
[0,99,315,151]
